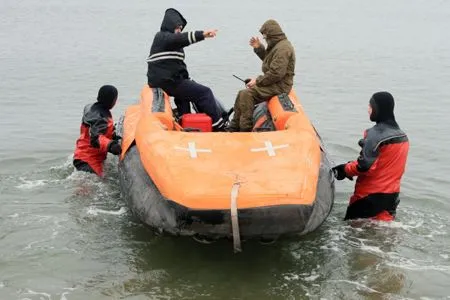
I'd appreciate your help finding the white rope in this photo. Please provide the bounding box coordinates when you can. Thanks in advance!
[230,182,242,253]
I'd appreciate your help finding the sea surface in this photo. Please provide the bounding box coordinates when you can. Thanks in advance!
[1,0,450,299]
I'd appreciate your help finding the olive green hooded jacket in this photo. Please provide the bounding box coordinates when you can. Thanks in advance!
[254,20,295,94]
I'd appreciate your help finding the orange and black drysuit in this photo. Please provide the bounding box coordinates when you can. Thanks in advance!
[73,85,121,176]
[333,92,409,221]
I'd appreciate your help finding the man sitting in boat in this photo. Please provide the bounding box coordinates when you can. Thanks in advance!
[332,92,410,221]
[146,8,226,131]
[73,85,122,177]
[227,19,296,132]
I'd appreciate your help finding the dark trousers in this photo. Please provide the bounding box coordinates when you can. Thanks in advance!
[344,193,400,220]
[73,159,96,174]
[161,80,221,123]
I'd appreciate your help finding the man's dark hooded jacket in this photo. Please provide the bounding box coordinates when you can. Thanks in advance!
[147,8,205,88]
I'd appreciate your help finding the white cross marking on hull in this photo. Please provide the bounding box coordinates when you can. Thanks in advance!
[174,142,212,158]
[250,141,289,157]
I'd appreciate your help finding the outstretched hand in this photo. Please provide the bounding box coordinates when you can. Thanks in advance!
[203,29,218,38]
[249,36,261,48]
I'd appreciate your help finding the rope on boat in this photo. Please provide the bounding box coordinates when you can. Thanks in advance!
[230,182,242,253]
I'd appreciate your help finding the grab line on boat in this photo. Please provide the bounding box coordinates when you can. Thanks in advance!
[230,182,242,253]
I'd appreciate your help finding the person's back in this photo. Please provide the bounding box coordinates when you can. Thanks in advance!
[349,122,409,205]
[74,102,113,167]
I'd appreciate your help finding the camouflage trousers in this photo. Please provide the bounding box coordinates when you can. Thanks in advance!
[229,86,280,132]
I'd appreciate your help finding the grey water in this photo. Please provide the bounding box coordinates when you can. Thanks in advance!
[1,0,450,299]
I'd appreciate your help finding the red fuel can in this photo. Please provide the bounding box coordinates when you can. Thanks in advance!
[181,113,212,132]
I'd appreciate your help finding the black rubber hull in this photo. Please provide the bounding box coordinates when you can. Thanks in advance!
[118,145,335,240]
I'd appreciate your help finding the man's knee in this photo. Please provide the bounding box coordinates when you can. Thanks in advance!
[236,88,252,100]
[239,88,254,97]
[195,84,213,99]
[237,89,255,110]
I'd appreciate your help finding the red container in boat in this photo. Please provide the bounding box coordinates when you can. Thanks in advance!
[181,113,212,132]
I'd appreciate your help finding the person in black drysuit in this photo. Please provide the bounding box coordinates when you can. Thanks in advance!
[146,8,226,131]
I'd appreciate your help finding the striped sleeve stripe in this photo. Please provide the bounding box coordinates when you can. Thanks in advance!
[148,51,184,60]
[192,31,197,43]
[188,32,193,44]
[147,55,185,63]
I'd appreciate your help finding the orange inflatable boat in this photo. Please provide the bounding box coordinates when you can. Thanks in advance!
[118,85,335,251]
